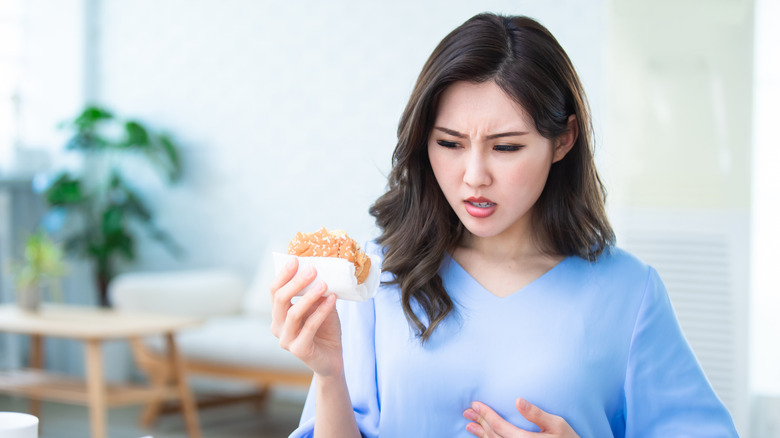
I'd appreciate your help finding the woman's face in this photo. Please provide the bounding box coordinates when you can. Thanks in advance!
[427,80,571,241]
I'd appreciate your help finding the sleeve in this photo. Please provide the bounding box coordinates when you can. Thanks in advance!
[288,295,381,437]
[623,267,739,437]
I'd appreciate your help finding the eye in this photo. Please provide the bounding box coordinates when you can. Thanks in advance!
[437,140,459,149]
[494,144,523,152]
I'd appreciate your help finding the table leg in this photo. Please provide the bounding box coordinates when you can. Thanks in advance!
[29,334,43,418]
[130,337,168,427]
[85,339,107,438]
[165,332,201,438]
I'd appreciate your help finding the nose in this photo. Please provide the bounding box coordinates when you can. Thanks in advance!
[462,149,491,188]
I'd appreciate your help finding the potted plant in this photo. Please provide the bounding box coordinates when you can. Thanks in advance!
[40,105,184,307]
[12,231,67,312]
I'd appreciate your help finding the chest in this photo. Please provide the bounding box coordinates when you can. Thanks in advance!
[450,252,563,298]
[370,282,630,430]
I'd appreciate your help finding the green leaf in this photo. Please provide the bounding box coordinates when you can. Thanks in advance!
[71,106,114,131]
[114,231,134,260]
[102,206,125,235]
[45,174,83,205]
[158,134,182,182]
[13,231,68,290]
[122,121,150,148]
[87,243,105,259]
[107,172,151,222]
[109,170,123,189]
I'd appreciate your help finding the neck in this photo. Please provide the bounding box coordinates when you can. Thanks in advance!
[459,219,543,263]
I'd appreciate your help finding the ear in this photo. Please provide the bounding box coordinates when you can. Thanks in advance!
[552,114,578,163]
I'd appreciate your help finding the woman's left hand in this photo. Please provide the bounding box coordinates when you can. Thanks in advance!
[463,397,579,438]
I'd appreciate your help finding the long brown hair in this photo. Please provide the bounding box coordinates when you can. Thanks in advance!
[369,13,614,342]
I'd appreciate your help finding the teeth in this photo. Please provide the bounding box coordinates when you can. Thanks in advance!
[469,202,494,208]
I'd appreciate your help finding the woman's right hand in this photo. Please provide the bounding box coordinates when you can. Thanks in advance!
[270,257,344,377]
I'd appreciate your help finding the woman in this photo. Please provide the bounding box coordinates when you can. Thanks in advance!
[270,13,738,437]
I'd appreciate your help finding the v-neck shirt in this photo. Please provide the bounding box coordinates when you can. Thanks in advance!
[444,251,573,300]
[291,242,738,437]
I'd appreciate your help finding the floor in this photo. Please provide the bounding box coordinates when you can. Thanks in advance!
[0,393,305,438]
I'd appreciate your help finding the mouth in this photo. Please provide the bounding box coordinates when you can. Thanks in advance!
[464,197,497,218]
[466,197,496,208]
[467,201,495,208]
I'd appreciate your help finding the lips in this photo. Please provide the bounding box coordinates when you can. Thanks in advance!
[464,197,497,218]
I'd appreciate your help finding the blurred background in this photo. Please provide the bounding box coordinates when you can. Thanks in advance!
[0,0,777,436]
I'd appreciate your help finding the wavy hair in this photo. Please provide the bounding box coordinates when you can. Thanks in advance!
[369,13,615,342]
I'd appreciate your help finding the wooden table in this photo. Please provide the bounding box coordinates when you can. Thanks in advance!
[0,304,203,438]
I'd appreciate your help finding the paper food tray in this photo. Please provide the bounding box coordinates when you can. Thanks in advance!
[273,252,380,302]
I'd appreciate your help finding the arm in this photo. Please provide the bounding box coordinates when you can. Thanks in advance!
[314,372,361,438]
[624,268,738,436]
[270,257,361,438]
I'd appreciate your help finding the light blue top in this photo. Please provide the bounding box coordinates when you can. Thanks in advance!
[290,242,738,437]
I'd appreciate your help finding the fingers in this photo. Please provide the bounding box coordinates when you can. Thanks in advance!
[278,279,329,350]
[464,401,530,438]
[463,417,488,438]
[464,406,492,437]
[464,398,577,438]
[270,258,317,337]
[287,292,337,358]
[516,398,575,436]
[269,256,298,295]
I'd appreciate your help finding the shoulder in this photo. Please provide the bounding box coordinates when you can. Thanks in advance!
[562,247,668,331]
[363,239,389,274]
[362,240,397,290]
[595,246,651,276]
[566,246,658,293]
[363,240,385,260]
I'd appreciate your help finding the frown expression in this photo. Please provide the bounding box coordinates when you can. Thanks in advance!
[427,80,571,241]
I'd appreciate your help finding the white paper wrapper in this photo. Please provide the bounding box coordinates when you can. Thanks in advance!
[273,252,381,302]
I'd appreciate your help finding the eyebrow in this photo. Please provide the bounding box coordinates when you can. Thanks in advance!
[433,126,529,139]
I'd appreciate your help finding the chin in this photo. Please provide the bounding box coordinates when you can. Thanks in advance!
[460,220,505,239]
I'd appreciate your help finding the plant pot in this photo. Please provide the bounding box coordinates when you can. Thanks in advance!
[17,287,41,312]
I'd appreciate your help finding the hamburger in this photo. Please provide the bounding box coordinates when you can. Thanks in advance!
[287,227,371,284]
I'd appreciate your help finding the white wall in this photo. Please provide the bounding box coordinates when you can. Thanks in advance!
[0,0,84,174]
[751,0,780,397]
[605,1,754,432]
[88,0,608,281]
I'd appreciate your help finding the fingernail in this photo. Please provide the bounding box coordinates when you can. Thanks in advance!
[466,423,477,433]
[517,398,528,411]
[470,402,480,412]
[285,258,296,269]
